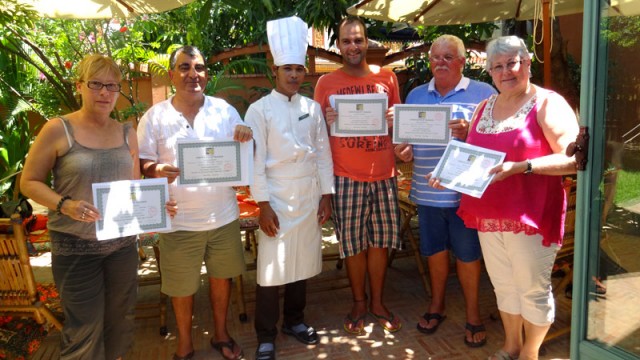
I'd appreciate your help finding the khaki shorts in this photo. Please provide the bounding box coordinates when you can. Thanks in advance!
[158,220,245,297]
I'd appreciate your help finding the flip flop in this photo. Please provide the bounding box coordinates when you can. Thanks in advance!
[210,337,243,360]
[343,313,366,334]
[416,312,446,334]
[369,311,402,332]
[464,322,487,348]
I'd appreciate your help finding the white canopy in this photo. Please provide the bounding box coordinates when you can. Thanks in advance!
[15,0,196,19]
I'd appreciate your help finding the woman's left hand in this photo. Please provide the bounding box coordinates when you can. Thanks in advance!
[64,200,100,223]
[488,161,524,183]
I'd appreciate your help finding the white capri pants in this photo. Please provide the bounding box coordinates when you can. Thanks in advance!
[479,231,560,326]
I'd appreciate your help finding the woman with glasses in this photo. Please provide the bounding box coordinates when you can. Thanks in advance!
[429,36,579,360]
[21,54,176,360]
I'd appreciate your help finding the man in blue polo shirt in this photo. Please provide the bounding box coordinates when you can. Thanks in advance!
[403,34,496,347]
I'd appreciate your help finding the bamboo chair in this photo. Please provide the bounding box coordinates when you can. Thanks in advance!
[389,161,431,298]
[0,213,63,330]
[136,240,169,335]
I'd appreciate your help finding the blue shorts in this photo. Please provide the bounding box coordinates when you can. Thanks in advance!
[417,205,481,262]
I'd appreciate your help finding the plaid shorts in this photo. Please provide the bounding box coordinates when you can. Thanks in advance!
[332,176,402,258]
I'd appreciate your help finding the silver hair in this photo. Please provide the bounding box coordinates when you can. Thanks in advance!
[169,46,206,70]
[430,34,466,58]
[485,36,531,71]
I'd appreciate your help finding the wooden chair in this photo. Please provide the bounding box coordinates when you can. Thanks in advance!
[389,161,431,298]
[0,213,63,330]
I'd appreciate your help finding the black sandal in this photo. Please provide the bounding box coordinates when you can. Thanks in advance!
[210,337,243,360]
[463,322,487,348]
[416,312,446,334]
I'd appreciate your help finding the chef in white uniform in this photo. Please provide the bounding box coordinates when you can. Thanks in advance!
[245,16,334,360]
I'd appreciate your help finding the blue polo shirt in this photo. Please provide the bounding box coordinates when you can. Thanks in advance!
[406,77,496,208]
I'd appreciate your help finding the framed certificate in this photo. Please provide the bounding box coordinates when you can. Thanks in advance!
[393,104,452,145]
[93,178,171,241]
[176,139,253,186]
[329,94,388,137]
[432,141,506,198]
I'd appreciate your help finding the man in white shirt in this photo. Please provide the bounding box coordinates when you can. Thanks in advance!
[137,46,252,360]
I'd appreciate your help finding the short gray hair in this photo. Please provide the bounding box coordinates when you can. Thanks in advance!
[430,34,466,58]
[169,46,206,70]
[485,36,530,71]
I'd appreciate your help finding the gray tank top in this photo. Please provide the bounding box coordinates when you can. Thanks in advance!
[48,117,136,255]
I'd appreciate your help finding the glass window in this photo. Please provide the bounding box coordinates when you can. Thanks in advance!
[586,7,640,357]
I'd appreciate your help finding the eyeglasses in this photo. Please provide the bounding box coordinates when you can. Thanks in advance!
[84,80,121,92]
[428,55,457,63]
[489,60,524,74]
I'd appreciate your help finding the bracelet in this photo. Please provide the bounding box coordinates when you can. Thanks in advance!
[56,195,71,214]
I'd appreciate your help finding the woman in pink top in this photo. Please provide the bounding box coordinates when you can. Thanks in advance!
[430,36,579,360]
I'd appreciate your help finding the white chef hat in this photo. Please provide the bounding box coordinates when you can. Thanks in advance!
[267,16,308,66]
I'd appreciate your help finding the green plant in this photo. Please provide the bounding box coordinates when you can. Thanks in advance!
[0,100,36,201]
[0,1,172,121]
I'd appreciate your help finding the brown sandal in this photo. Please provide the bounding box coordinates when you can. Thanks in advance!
[210,337,243,360]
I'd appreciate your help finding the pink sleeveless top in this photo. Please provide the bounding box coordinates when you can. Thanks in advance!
[457,90,566,246]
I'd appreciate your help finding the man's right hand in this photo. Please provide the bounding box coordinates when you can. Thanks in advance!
[258,202,280,237]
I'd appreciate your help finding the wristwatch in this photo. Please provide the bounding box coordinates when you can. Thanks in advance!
[524,159,533,175]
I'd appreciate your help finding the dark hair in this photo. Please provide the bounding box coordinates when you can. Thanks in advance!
[169,46,206,70]
[337,16,368,40]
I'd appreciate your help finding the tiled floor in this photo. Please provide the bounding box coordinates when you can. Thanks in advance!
[29,230,572,360]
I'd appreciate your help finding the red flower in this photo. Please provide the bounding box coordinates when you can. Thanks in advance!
[64,61,72,69]
[120,26,128,33]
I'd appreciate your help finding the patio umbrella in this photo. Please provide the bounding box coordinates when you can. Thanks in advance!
[15,0,196,19]
[348,0,640,87]
[347,0,587,87]
[346,0,585,25]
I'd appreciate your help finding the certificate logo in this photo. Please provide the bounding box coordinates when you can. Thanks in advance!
[356,103,364,111]
[419,111,426,118]
[130,192,137,201]
[206,147,215,155]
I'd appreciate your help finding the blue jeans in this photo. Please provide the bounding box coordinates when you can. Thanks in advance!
[52,240,138,360]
